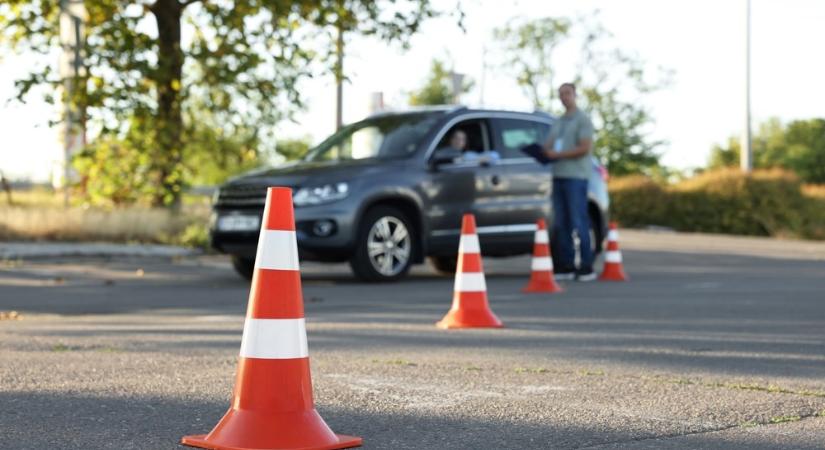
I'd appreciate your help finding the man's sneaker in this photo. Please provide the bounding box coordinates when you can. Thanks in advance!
[554,270,576,281]
[576,268,597,282]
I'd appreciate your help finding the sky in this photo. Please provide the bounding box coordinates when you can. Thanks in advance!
[1,0,824,183]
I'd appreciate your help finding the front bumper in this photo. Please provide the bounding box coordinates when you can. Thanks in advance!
[210,203,358,261]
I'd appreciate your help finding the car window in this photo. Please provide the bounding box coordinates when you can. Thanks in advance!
[305,113,440,162]
[435,120,491,154]
[496,119,550,159]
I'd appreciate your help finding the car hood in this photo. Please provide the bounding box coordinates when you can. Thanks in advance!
[224,158,400,189]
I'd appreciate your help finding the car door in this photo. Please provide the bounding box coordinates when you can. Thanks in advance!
[423,117,510,251]
[488,116,552,234]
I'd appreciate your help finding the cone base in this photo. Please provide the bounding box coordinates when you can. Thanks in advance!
[521,281,564,293]
[599,275,628,281]
[436,309,503,329]
[181,407,362,450]
[599,267,629,282]
[181,433,362,450]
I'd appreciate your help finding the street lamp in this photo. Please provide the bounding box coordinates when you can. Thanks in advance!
[741,0,752,173]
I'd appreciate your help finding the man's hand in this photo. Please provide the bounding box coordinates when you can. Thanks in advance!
[543,138,592,161]
[542,148,561,160]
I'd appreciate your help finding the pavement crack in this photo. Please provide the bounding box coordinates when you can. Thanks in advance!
[573,410,825,449]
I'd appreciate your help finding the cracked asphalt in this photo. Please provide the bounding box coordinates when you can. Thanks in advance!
[1,231,824,449]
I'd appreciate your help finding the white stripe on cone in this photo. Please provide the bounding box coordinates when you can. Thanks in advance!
[608,230,620,241]
[533,230,549,244]
[454,272,486,292]
[458,234,480,254]
[531,257,553,271]
[605,251,622,263]
[239,318,309,359]
[254,229,300,271]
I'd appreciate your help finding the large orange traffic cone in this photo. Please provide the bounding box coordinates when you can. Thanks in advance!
[599,222,628,282]
[181,187,362,450]
[436,214,503,329]
[522,218,563,293]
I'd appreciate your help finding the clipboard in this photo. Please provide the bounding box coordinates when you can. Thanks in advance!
[520,143,554,165]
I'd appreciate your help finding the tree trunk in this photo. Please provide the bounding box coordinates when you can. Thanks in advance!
[151,0,184,208]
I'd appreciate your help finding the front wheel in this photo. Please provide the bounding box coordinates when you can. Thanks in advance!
[231,255,255,280]
[429,255,458,275]
[349,206,415,282]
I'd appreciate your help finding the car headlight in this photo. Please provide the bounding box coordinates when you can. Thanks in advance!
[293,182,349,206]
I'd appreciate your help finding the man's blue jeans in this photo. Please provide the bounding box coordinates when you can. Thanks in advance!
[551,177,592,272]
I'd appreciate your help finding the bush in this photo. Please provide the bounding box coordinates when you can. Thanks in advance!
[609,168,825,239]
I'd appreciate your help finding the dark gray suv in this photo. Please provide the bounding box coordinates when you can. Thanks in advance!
[210,106,610,282]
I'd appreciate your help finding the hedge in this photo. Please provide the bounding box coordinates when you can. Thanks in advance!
[608,169,825,240]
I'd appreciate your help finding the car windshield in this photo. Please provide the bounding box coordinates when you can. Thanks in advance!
[304,113,440,162]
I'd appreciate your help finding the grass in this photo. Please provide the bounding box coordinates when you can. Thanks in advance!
[0,187,211,248]
[769,414,802,424]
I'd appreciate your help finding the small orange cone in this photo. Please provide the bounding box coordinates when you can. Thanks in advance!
[437,214,503,329]
[522,218,563,293]
[181,187,362,450]
[599,222,629,282]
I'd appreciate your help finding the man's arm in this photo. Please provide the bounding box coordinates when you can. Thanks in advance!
[543,138,592,160]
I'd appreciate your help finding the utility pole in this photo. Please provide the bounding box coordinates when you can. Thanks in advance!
[478,45,487,105]
[335,22,344,131]
[741,0,753,172]
[450,71,465,105]
[58,0,86,206]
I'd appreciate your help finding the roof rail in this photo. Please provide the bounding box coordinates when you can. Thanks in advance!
[366,104,466,118]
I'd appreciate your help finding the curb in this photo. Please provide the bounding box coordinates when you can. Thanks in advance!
[0,242,201,260]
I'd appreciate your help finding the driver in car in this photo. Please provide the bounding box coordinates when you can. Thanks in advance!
[447,129,500,165]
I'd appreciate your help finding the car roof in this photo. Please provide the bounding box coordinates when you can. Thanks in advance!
[366,105,554,121]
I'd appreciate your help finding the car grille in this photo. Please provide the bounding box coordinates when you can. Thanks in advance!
[215,184,273,208]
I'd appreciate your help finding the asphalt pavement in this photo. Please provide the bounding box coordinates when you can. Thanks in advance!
[1,231,824,449]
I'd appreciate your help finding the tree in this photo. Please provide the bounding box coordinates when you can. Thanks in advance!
[709,118,825,183]
[1,0,440,206]
[276,137,312,162]
[493,15,671,176]
[408,58,473,106]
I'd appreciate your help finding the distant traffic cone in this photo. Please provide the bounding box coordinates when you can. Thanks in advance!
[181,187,362,450]
[436,214,503,329]
[599,222,628,282]
[522,218,563,293]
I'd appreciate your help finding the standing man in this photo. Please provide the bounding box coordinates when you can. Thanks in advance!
[543,82,596,281]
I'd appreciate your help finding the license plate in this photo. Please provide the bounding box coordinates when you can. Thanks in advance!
[216,214,260,232]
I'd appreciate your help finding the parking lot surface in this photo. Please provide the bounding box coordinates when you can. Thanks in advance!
[1,231,824,449]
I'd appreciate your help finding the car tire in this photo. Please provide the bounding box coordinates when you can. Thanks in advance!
[350,206,416,282]
[429,255,457,275]
[231,255,255,281]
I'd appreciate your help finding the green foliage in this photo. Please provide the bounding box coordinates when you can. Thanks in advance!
[493,14,670,177]
[1,0,441,206]
[609,169,825,239]
[709,118,825,183]
[409,58,473,106]
[174,222,210,249]
[276,137,312,161]
[493,17,571,108]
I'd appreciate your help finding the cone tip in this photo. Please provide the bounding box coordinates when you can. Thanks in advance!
[263,186,296,231]
[461,213,477,234]
[536,217,546,230]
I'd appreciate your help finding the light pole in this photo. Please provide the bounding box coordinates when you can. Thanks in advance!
[335,22,344,131]
[741,0,753,172]
[58,0,86,206]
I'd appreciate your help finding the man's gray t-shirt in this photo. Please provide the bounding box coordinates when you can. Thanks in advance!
[547,109,594,179]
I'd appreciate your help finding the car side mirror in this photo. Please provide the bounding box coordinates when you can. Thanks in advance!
[430,147,462,167]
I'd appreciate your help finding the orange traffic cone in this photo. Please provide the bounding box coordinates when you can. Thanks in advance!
[181,187,362,450]
[522,218,563,293]
[599,222,628,282]
[436,214,503,329]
